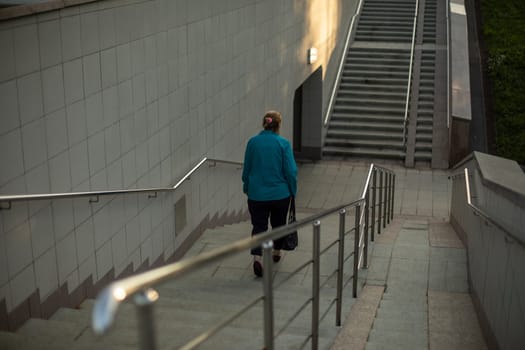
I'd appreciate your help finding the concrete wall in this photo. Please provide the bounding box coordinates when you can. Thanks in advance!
[0,0,355,329]
[448,0,472,166]
[450,152,525,350]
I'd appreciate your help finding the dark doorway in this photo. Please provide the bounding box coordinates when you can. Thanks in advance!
[293,66,323,161]
[293,86,303,153]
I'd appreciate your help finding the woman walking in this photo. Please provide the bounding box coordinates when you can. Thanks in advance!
[242,111,298,277]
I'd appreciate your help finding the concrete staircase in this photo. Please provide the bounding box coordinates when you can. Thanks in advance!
[323,0,418,161]
[0,217,359,350]
[355,0,417,43]
[324,48,410,160]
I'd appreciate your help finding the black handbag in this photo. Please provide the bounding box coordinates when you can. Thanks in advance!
[282,197,298,251]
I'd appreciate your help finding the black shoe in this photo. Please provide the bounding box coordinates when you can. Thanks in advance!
[272,255,281,263]
[253,261,263,277]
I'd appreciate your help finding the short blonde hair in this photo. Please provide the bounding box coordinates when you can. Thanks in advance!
[262,110,282,132]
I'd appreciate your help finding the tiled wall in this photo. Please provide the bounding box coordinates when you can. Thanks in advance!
[0,0,353,321]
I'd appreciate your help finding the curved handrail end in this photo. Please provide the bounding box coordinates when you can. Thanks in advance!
[92,285,123,335]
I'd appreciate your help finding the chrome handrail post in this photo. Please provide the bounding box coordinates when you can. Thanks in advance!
[364,186,370,268]
[262,240,275,350]
[383,172,388,229]
[353,205,361,298]
[134,289,159,350]
[378,170,383,234]
[385,172,392,224]
[312,220,321,350]
[391,174,396,220]
[336,209,346,326]
[371,168,377,241]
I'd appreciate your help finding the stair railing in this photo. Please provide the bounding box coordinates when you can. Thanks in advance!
[463,168,524,247]
[0,157,241,209]
[402,0,421,146]
[323,0,365,127]
[91,164,396,350]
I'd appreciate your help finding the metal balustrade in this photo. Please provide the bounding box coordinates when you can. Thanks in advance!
[91,164,396,350]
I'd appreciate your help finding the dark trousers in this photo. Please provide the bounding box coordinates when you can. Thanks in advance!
[248,197,290,256]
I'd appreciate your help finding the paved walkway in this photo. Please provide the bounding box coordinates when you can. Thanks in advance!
[295,160,486,349]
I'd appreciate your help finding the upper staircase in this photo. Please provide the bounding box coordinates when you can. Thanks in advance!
[324,0,447,168]
[323,0,417,161]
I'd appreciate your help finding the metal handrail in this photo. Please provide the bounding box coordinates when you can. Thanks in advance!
[402,0,420,146]
[446,0,451,129]
[463,168,525,248]
[92,164,397,350]
[0,157,242,208]
[323,0,365,127]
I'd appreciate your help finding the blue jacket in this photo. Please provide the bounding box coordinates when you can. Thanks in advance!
[242,130,297,201]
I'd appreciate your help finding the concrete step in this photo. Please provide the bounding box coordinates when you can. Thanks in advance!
[325,138,406,151]
[328,121,404,132]
[344,62,411,73]
[336,90,407,100]
[331,113,405,123]
[333,104,405,116]
[325,129,403,141]
[341,76,409,86]
[343,70,409,79]
[335,98,405,109]
[323,146,406,160]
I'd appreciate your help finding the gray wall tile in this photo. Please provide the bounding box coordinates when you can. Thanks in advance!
[51,198,74,242]
[48,150,71,193]
[56,231,77,283]
[21,118,47,171]
[130,39,145,76]
[17,72,44,125]
[80,11,100,55]
[85,92,103,137]
[66,100,87,146]
[102,86,118,128]
[41,65,65,114]
[98,9,116,50]
[119,115,135,154]
[122,150,137,188]
[95,239,112,279]
[69,140,89,188]
[100,48,117,89]
[38,20,62,69]
[0,80,20,135]
[0,235,9,286]
[60,16,81,61]
[116,43,132,83]
[117,80,133,118]
[25,162,50,195]
[88,131,106,176]
[5,221,32,277]
[83,53,101,97]
[10,264,35,308]
[75,217,94,265]
[107,159,123,189]
[63,59,84,105]
[13,24,40,76]
[46,108,69,158]
[0,29,16,82]
[104,122,121,165]
[29,205,54,259]
[34,247,58,299]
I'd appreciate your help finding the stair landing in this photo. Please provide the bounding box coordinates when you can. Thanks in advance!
[332,217,488,350]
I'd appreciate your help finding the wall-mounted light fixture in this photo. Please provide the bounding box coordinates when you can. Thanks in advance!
[307,47,318,64]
